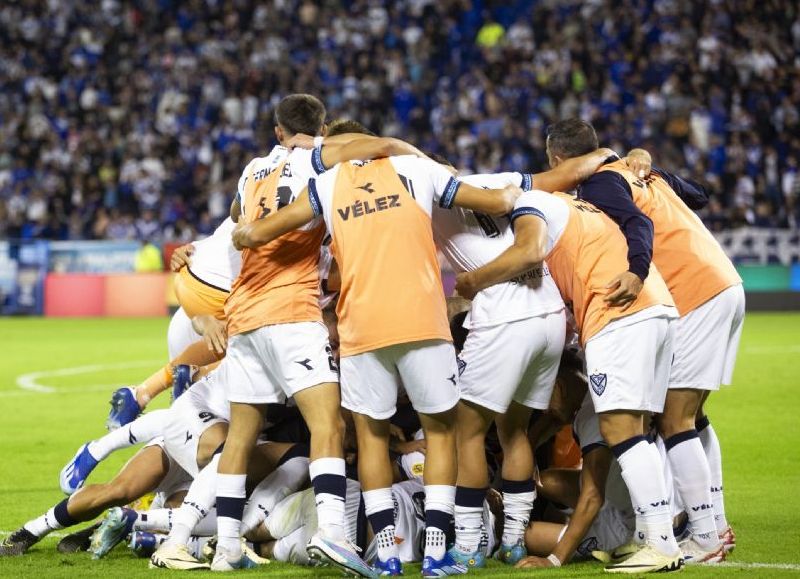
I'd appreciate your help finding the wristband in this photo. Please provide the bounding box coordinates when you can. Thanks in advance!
[547,554,562,567]
[313,136,324,147]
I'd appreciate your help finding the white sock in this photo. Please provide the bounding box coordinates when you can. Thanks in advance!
[215,473,247,556]
[309,457,347,541]
[501,479,535,546]
[192,510,218,536]
[614,438,679,556]
[665,431,719,550]
[168,455,220,546]
[698,422,728,533]
[363,487,398,561]
[23,508,63,538]
[241,456,310,535]
[133,508,173,533]
[88,409,170,460]
[424,485,455,561]
[453,486,485,554]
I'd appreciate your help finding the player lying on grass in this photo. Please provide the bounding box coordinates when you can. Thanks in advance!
[0,369,300,561]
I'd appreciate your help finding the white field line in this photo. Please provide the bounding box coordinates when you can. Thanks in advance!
[9,360,161,395]
[719,561,800,571]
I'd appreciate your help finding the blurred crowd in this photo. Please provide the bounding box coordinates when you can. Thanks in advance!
[1,0,799,242]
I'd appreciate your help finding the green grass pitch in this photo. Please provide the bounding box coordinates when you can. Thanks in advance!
[0,314,798,577]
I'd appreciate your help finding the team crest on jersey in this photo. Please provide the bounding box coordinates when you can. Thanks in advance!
[457,356,467,376]
[590,372,607,396]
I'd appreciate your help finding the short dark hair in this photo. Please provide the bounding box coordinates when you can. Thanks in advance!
[326,119,375,137]
[274,94,326,137]
[546,119,599,160]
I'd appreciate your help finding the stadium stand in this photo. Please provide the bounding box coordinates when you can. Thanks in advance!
[0,0,798,243]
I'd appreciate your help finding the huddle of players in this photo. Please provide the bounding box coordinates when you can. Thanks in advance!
[1,94,744,576]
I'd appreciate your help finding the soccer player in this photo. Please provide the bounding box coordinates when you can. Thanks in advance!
[428,149,619,568]
[233,150,520,576]
[0,433,192,557]
[548,119,743,561]
[207,96,426,575]
[455,187,683,573]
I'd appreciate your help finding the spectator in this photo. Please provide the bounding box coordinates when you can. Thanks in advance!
[0,0,797,241]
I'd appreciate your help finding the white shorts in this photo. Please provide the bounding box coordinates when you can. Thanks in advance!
[163,390,227,477]
[143,438,193,507]
[574,501,635,559]
[573,393,604,453]
[459,310,565,413]
[584,316,674,414]
[340,340,459,420]
[224,321,338,404]
[669,284,745,390]
[167,307,202,360]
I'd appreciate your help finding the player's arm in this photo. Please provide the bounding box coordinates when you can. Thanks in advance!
[230,196,242,222]
[652,167,710,209]
[533,147,617,192]
[449,181,522,216]
[580,172,653,307]
[517,446,611,568]
[232,188,316,249]
[550,446,611,565]
[315,136,424,172]
[455,212,547,299]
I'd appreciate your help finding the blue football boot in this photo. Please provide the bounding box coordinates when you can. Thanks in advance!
[106,387,141,431]
[171,364,194,401]
[59,443,99,495]
[495,538,527,565]
[129,531,160,558]
[447,546,486,569]
[373,556,403,575]
[421,551,468,576]
[89,507,137,559]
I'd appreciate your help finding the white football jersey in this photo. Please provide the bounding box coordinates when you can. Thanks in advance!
[237,145,323,232]
[185,367,231,422]
[189,218,241,292]
[432,172,565,328]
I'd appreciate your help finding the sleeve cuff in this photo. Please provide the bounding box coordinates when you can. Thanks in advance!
[628,259,650,281]
[311,147,326,174]
[581,441,608,456]
[439,177,461,209]
[521,173,533,191]
[308,179,322,216]
[510,206,546,223]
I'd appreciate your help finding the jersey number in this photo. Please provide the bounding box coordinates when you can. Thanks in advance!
[325,345,338,372]
[472,211,500,237]
[198,411,216,423]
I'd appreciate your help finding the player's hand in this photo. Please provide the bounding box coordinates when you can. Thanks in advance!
[515,555,556,568]
[396,439,427,455]
[231,222,252,251]
[203,317,228,355]
[625,148,652,180]
[455,272,479,300]
[170,244,194,272]
[597,147,617,159]
[604,271,643,310]
[285,133,316,150]
[499,184,523,213]
[389,424,407,442]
